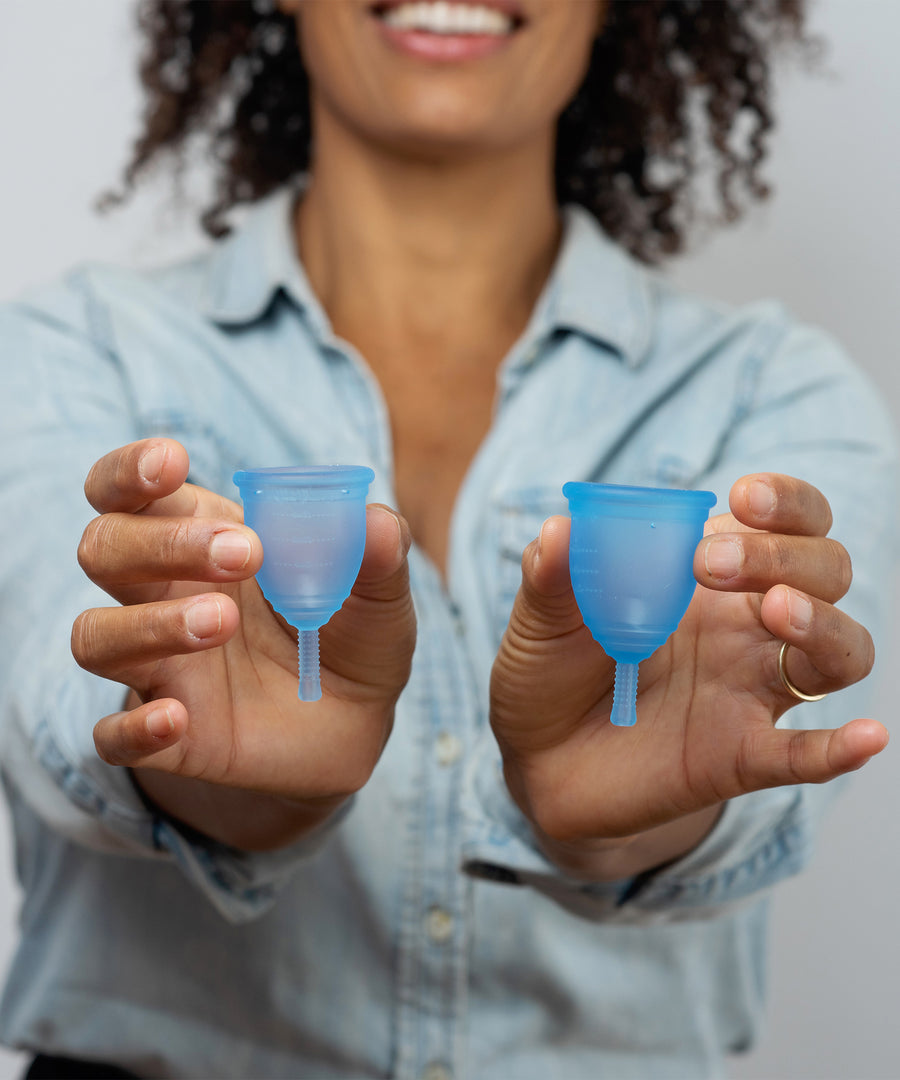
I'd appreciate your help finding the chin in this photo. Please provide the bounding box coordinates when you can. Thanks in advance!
[300,0,595,162]
[380,108,518,157]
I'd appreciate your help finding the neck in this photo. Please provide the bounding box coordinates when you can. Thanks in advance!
[295,109,562,365]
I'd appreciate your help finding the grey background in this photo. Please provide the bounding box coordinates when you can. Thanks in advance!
[0,1,897,1077]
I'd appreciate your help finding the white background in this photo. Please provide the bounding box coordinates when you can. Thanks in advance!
[0,1,898,1077]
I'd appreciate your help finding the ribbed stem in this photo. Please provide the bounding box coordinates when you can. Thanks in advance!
[611,661,639,727]
[298,628,322,702]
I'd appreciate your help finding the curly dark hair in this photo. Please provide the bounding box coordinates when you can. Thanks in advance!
[109,0,813,263]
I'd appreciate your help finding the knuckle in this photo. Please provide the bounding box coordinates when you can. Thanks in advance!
[163,519,195,568]
[136,603,166,650]
[784,734,808,786]
[734,732,763,794]
[765,534,796,580]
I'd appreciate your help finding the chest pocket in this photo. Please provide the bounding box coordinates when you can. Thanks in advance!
[138,411,245,500]
[485,440,721,647]
[488,487,569,647]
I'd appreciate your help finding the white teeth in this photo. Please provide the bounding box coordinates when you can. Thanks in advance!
[381,2,514,35]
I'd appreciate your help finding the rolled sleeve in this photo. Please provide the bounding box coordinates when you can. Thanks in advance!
[460,315,897,924]
[0,287,344,923]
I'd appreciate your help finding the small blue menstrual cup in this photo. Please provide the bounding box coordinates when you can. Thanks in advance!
[562,483,717,727]
[233,466,375,701]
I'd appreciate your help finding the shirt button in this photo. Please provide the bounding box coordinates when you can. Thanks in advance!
[421,1063,453,1080]
[435,731,462,767]
[424,906,454,945]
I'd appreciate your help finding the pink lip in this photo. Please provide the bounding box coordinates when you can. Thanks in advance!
[369,1,526,63]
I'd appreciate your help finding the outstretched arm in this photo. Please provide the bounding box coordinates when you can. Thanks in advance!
[490,473,886,881]
[72,438,417,850]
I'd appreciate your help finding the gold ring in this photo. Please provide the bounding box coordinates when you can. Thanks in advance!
[777,641,827,702]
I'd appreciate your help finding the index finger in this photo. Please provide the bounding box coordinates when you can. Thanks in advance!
[85,438,241,522]
[728,473,834,538]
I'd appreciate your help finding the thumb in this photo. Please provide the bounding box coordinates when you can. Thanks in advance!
[508,516,587,643]
[319,504,417,699]
[491,516,613,751]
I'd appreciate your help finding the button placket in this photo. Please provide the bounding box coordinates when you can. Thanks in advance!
[395,561,472,1080]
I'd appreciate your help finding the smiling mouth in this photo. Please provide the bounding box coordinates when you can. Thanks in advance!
[370,2,525,37]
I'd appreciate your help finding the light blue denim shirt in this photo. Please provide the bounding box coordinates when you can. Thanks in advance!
[0,189,895,1080]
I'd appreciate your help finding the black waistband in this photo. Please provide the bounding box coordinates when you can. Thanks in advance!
[25,1054,142,1079]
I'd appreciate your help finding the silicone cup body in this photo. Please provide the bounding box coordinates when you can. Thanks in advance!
[563,482,716,726]
[233,466,375,700]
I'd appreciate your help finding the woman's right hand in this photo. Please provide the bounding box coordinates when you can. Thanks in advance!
[71,438,416,849]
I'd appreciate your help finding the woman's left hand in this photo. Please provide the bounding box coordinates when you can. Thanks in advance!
[490,474,888,875]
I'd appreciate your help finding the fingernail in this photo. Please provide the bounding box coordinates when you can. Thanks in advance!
[704,537,744,580]
[138,444,167,486]
[185,597,222,639]
[146,706,174,740]
[210,531,252,571]
[749,479,776,519]
[537,519,551,557]
[789,592,813,632]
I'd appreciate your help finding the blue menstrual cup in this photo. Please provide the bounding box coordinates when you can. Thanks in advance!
[562,483,717,727]
[233,466,375,701]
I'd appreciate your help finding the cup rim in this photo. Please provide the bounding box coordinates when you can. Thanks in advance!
[234,465,375,489]
[562,482,716,511]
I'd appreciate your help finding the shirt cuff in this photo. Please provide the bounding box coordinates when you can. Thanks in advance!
[150,796,354,923]
[7,642,348,923]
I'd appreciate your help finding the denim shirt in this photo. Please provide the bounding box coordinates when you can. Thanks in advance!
[0,189,895,1080]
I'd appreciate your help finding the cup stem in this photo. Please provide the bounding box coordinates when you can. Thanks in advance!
[298,628,322,702]
[611,661,639,727]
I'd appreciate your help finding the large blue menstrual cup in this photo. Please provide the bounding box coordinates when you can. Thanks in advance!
[233,466,375,701]
[562,483,717,727]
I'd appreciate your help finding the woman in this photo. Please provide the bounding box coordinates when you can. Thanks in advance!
[0,1,895,1077]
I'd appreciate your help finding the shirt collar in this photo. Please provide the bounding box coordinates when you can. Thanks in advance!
[542,204,654,369]
[200,189,653,368]
[200,185,320,327]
